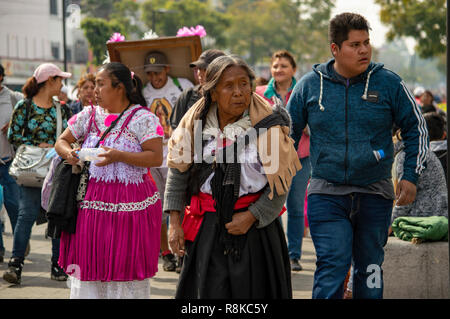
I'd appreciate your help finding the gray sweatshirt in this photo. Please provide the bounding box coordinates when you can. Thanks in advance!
[391,142,448,223]
[163,167,287,229]
[0,86,23,161]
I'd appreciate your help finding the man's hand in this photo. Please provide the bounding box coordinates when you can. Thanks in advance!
[38,143,53,148]
[225,210,257,235]
[395,179,417,206]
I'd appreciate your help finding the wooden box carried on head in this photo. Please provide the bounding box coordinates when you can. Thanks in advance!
[106,35,202,86]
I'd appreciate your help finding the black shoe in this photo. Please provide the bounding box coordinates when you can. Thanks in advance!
[175,256,183,274]
[162,253,176,272]
[290,259,303,271]
[3,257,24,284]
[51,262,68,281]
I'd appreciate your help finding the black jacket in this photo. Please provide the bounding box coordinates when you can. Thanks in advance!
[46,160,81,238]
[169,85,202,130]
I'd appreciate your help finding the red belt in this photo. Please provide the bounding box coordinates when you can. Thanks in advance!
[182,191,286,242]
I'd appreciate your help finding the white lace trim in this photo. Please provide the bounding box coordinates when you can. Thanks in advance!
[80,192,160,212]
[69,277,151,299]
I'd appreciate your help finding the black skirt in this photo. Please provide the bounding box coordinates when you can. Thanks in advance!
[175,212,292,299]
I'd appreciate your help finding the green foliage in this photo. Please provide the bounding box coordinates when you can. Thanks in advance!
[375,0,446,58]
[80,0,145,66]
[225,0,334,68]
[110,0,144,39]
[378,39,445,88]
[141,0,230,47]
[80,0,334,69]
[80,0,121,19]
[80,17,123,66]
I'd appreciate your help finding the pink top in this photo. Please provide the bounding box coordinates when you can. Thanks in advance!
[68,104,164,185]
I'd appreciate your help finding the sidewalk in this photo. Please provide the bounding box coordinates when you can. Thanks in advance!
[0,213,316,299]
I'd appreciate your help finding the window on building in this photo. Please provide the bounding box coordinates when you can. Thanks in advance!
[66,48,72,63]
[50,0,58,15]
[51,42,60,60]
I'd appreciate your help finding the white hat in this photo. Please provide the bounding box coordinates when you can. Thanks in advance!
[413,86,425,97]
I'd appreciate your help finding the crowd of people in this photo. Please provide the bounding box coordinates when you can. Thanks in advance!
[0,11,447,299]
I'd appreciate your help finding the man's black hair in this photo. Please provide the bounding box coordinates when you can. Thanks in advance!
[424,112,446,141]
[329,12,371,48]
[0,64,4,77]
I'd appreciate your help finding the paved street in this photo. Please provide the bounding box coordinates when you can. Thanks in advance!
[0,213,316,299]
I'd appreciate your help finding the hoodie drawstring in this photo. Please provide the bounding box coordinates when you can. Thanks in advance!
[361,69,374,101]
[318,67,374,110]
[318,71,325,111]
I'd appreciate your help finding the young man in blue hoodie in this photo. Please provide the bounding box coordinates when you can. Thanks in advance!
[286,12,429,299]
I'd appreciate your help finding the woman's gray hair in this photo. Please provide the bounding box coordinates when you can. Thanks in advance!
[202,55,255,95]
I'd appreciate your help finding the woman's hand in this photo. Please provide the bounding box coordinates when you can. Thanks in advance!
[225,210,257,235]
[65,147,80,166]
[38,143,53,148]
[168,211,185,256]
[1,123,9,135]
[95,146,123,167]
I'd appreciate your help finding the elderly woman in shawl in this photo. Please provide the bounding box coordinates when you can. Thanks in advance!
[164,55,301,299]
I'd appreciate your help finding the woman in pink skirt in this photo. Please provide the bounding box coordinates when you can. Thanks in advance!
[55,62,163,298]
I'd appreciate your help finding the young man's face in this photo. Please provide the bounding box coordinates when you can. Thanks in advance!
[331,29,372,78]
[147,66,169,89]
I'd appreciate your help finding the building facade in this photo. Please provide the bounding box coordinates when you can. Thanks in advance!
[0,0,89,91]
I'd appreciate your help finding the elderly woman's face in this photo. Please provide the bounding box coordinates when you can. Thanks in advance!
[212,66,252,119]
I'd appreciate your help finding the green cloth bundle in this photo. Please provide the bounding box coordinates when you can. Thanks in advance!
[392,216,449,242]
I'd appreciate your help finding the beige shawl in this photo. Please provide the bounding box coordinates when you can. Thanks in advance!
[167,92,302,199]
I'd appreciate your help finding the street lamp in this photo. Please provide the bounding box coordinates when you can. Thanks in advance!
[151,8,175,34]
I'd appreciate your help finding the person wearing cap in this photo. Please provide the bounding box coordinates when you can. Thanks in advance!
[166,49,225,273]
[0,63,22,264]
[414,86,425,106]
[142,51,194,273]
[3,63,72,285]
[169,49,226,131]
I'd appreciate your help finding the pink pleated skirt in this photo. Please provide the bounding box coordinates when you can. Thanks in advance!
[58,174,162,282]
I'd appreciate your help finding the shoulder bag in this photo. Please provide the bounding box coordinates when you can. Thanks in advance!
[8,99,62,188]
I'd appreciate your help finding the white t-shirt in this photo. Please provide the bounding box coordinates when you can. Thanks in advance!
[142,77,194,167]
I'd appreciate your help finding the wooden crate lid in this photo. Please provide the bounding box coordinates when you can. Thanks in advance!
[107,35,202,85]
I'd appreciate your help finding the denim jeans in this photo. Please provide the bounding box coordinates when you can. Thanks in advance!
[0,161,20,253]
[286,156,311,261]
[307,193,393,299]
[12,185,60,263]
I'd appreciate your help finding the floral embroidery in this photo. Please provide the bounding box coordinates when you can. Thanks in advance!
[68,105,161,185]
[80,192,160,212]
[156,125,164,137]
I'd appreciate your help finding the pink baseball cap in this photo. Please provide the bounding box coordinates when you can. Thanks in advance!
[33,63,72,84]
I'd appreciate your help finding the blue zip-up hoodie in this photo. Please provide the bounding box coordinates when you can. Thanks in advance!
[286,59,429,186]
